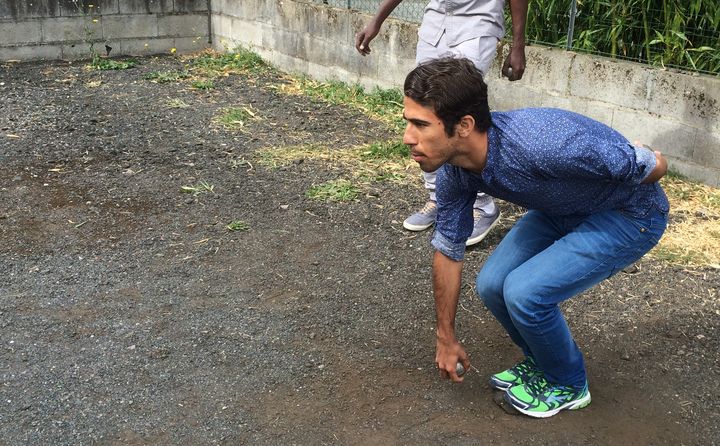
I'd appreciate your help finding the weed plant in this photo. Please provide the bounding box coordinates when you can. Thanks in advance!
[306,180,359,202]
[227,220,250,231]
[144,70,190,83]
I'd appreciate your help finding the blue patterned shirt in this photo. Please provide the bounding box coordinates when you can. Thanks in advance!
[432,108,670,260]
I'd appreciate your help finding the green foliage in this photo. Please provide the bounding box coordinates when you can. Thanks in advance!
[306,180,359,202]
[216,106,257,129]
[91,56,136,70]
[226,220,250,231]
[144,70,190,83]
[520,0,720,74]
[192,47,273,76]
[293,78,404,130]
[191,79,215,90]
[360,140,409,160]
[181,181,215,195]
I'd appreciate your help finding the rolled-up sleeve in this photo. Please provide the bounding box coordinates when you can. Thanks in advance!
[430,166,476,261]
[431,230,466,261]
[633,145,658,183]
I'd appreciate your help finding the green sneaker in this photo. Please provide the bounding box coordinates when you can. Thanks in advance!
[504,376,591,418]
[489,357,541,390]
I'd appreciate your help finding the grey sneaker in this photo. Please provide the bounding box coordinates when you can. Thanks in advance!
[403,200,437,231]
[466,208,501,246]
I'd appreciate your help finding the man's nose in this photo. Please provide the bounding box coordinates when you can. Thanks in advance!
[403,124,415,145]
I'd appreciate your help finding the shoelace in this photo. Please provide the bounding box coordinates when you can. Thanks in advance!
[420,201,437,215]
[510,359,536,379]
[525,375,550,395]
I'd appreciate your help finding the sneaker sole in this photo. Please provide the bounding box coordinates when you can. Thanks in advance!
[403,220,434,231]
[466,211,501,246]
[503,390,591,419]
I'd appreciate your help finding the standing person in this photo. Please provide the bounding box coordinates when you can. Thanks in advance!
[403,57,668,417]
[355,0,528,246]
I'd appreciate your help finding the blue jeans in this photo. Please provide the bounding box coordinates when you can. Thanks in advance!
[476,208,667,388]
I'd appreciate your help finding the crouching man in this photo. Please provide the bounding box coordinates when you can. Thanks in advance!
[403,57,668,418]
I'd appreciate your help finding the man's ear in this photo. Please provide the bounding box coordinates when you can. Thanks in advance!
[455,115,476,137]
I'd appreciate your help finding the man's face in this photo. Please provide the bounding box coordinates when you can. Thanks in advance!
[402,96,457,173]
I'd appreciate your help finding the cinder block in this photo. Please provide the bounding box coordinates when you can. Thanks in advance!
[43,16,102,42]
[174,36,209,53]
[648,70,720,134]
[669,160,720,188]
[119,0,173,14]
[116,36,175,55]
[0,43,63,61]
[158,14,207,37]
[569,54,652,111]
[0,21,43,45]
[174,0,208,13]
[60,0,119,16]
[103,14,157,39]
[693,131,720,170]
[61,41,98,59]
[611,108,696,161]
[522,45,573,95]
[0,0,61,19]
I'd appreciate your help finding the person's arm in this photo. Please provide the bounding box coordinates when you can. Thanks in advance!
[642,150,668,183]
[502,0,528,81]
[432,250,471,383]
[355,0,404,56]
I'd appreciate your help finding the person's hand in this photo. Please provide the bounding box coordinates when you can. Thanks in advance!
[355,22,381,56]
[502,44,526,81]
[436,336,470,383]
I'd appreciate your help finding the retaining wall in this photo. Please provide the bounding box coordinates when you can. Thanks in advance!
[212,0,720,187]
[0,0,209,60]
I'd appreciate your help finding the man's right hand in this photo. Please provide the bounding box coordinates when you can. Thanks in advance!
[436,336,471,383]
[355,22,381,56]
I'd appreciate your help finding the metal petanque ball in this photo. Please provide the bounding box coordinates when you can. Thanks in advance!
[456,362,466,377]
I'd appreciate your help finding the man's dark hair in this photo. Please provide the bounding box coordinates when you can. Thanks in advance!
[404,57,491,136]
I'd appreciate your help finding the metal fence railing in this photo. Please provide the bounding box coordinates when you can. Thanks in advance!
[303,0,720,75]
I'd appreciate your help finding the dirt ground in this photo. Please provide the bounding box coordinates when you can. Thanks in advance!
[1,55,718,446]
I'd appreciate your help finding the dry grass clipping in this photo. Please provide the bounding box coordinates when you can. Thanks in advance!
[653,175,720,268]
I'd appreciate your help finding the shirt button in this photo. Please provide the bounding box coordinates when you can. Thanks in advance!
[640,228,646,232]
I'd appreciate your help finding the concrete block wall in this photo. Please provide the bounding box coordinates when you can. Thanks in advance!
[212,0,720,187]
[0,0,210,60]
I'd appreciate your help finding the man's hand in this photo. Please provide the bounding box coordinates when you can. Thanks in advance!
[436,336,470,383]
[502,44,526,81]
[355,22,381,56]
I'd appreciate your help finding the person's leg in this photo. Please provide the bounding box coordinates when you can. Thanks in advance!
[476,210,561,354]
[501,208,666,387]
[499,208,666,417]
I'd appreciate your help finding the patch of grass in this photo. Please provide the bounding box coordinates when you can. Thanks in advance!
[90,56,136,70]
[166,98,190,108]
[226,220,250,232]
[276,77,404,131]
[306,179,359,202]
[652,175,720,268]
[359,140,409,161]
[144,70,190,83]
[191,47,273,77]
[181,181,215,195]
[216,106,258,129]
[255,142,416,189]
[191,79,215,90]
